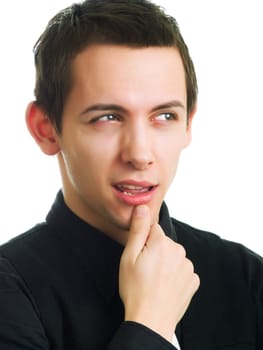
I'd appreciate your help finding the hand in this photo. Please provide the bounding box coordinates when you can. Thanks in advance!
[119,205,200,343]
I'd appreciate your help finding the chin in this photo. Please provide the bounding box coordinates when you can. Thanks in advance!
[118,215,133,231]
[110,207,134,231]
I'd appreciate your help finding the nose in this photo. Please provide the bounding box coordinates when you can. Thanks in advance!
[120,122,154,170]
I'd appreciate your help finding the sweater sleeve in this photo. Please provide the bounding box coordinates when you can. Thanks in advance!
[0,255,177,350]
[108,321,177,350]
[0,257,49,350]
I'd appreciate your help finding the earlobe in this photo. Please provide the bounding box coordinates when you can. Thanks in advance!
[25,101,60,155]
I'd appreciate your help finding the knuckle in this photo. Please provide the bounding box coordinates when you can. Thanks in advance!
[176,244,186,258]
[193,273,200,289]
[185,258,194,273]
[154,231,167,247]
[190,273,200,294]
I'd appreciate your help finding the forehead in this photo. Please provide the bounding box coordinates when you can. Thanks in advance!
[69,45,187,110]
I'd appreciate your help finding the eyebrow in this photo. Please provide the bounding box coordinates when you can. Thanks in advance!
[79,100,185,116]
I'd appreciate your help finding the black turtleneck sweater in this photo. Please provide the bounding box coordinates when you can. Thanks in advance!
[0,191,262,349]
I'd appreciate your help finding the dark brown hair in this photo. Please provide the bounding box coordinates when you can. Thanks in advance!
[34,0,198,133]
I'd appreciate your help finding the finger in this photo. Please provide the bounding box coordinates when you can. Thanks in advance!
[124,205,152,261]
[150,223,166,238]
[144,222,166,247]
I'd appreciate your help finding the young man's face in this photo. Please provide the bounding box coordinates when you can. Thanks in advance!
[56,45,194,243]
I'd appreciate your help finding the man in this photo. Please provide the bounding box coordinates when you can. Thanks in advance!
[0,0,262,349]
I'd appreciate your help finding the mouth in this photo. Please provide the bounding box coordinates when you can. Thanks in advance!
[113,181,158,205]
[114,184,155,196]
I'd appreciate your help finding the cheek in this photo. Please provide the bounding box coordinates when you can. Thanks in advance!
[157,134,184,161]
[66,137,116,177]
[166,152,181,178]
[157,141,184,182]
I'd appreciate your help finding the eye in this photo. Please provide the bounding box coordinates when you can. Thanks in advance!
[155,112,177,121]
[90,114,119,123]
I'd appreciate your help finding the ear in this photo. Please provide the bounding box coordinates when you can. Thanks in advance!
[184,103,197,148]
[25,101,60,155]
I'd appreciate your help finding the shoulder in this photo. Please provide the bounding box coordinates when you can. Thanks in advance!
[0,222,54,258]
[170,220,263,346]
[0,222,58,287]
[172,218,221,247]
[172,217,262,261]
[172,217,263,293]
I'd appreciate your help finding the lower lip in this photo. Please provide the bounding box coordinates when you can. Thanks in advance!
[113,186,157,206]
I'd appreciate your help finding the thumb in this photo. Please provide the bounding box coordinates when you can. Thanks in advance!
[124,205,152,262]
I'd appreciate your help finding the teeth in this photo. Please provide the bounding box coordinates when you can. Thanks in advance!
[116,184,152,195]
[123,191,134,196]
[119,184,145,190]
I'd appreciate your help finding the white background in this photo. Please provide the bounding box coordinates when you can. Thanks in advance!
[0,1,262,255]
